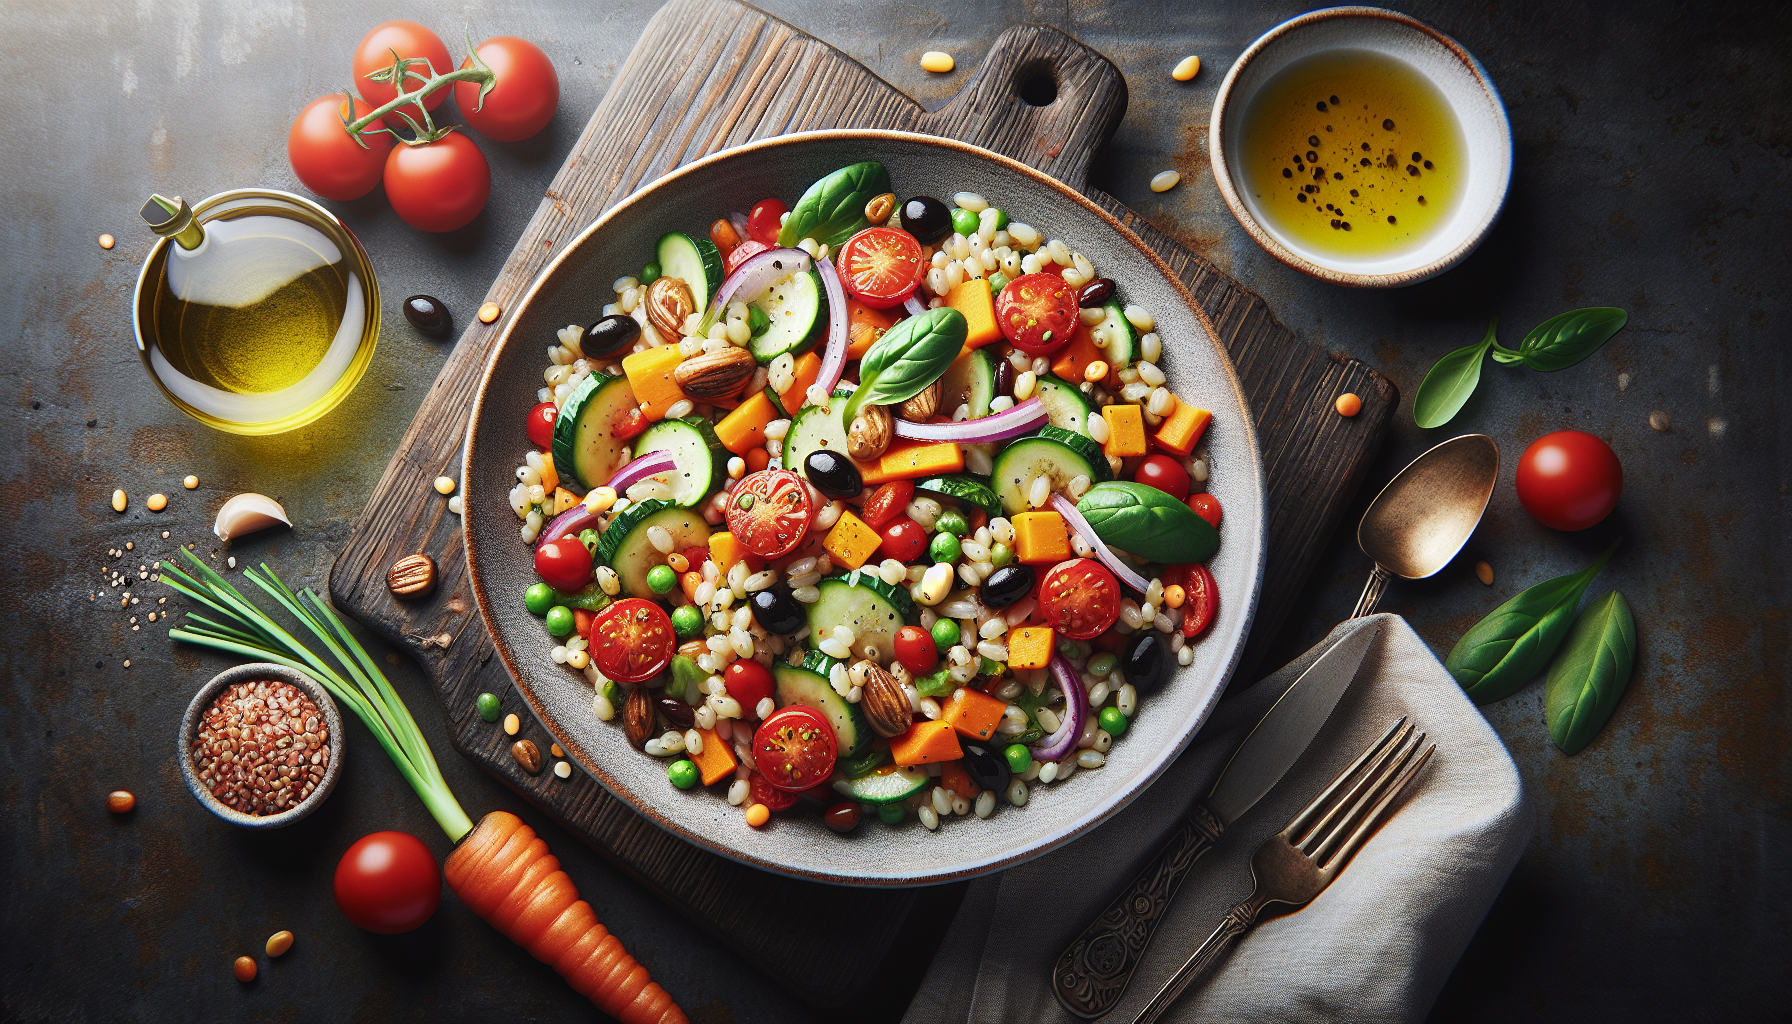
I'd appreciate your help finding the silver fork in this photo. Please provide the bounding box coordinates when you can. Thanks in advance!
[1130,718,1436,1024]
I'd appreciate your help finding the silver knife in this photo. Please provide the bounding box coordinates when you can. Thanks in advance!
[1052,619,1382,1018]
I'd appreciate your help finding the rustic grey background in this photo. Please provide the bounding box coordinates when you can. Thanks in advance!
[2,1,1786,1021]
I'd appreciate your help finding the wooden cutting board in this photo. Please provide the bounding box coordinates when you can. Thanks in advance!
[328,0,1395,1008]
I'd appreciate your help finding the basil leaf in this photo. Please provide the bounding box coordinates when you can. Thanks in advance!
[1544,590,1636,754]
[1446,540,1619,704]
[1075,481,1219,564]
[1518,307,1628,372]
[777,161,891,249]
[1411,319,1497,428]
[842,307,966,422]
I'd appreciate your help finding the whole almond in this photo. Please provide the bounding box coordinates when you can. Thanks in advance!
[864,192,897,225]
[673,346,755,399]
[847,404,893,461]
[386,553,437,599]
[859,663,912,738]
[897,378,943,422]
[645,276,696,339]
[511,739,543,774]
[624,686,655,749]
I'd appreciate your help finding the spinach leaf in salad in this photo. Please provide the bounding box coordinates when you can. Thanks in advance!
[1446,540,1618,705]
[1075,481,1219,564]
[777,160,891,249]
[1544,590,1636,755]
[842,307,967,422]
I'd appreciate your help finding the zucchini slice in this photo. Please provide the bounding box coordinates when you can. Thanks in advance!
[990,434,1104,515]
[843,764,929,804]
[773,649,871,759]
[915,473,1002,517]
[784,388,855,484]
[749,269,826,364]
[657,232,724,313]
[597,500,713,597]
[805,572,916,663]
[938,347,997,420]
[552,373,637,491]
[1034,374,1094,434]
[631,416,728,507]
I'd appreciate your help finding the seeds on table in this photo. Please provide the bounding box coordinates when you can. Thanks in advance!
[112,489,127,513]
[503,712,521,736]
[478,301,502,323]
[234,956,257,983]
[1475,560,1494,586]
[265,930,294,957]
[1172,55,1202,81]
[146,493,168,512]
[1149,170,1181,193]
[511,739,543,773]
[191,679,330,816]
[920,51,955,74]
[183,475,199,489]
[107,790,136,813]
[434,476,457,495]
[1335,392,1363,417]
[98,233,116,249]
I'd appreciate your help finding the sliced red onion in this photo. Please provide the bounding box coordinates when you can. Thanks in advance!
[1052,493,1153,594]
[813,257,850,401]
[698,247,811,333]
[606,450,678,496]
[903,295,928,318]
[1034,654,1090,763]
[537,506,601,549]
[893,397,1048,442]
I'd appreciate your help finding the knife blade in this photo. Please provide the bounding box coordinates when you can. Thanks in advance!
[1052,618,1382,1018]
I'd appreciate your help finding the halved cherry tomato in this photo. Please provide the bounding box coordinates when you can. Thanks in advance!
[533,536,592,592]
[747,198,788,246]
[837,227,924,309]
[710,218,742,259]
[749,772,800,811]
[725,239,769,276]
[611,405,649,442]
[1180,563,1218,638]
[877,517,927,563]
[682,546,712,570]
[724,659,774,710]
[894,625,938,674]
[526,401,558,448]
[1187,493,1222,528]
[1037,558,1121,640]
[860,480,914,529]
[589,598,675,683]
[1134,454,1190,501]
[996,273,1079,354]
[1092,629,1128,654]
[726,469,812,558]
[753,705,837,791]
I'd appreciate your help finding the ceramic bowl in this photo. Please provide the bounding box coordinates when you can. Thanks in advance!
[178,662,344,828]
[1209,7,1512,287]
[463,129,1267,886]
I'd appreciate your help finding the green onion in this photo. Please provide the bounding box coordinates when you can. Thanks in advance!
[161,549,473,842]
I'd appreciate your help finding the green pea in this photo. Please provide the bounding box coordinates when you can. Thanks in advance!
[929,531,962,564]
[476,692,502,722]
[1087,652,1120,678]
[1057,640,1090,661]
[544,606,576,637]
[931,618,961,650]
[987,272,1009,295]
[671,604,704,639]
[1099,706,1129,738]
[602,679,623,710]
[525,582,556,616]
[1003,743,1033,774]
[989,542,1014,567]
[935,510,969,537]
[990,208,1010,231]
[950,207,979,237]
[647,564,677,595]
[748,304,769,337]
[876,803,907,825]
[577,528,601,557]
[668,759,699,790]
[639,261,661,285]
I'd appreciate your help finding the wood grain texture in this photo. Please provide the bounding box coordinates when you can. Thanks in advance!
[327,0,1390,1007]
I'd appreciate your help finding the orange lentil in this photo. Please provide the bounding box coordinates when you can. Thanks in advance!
[745,448,771,472]
[478,301,502,324]
[1162,584,1186,609]
[234,956,257,982]
[680,571,704,603]
[745,803,771,827]
[107,790,136,813]
[1335,393,1362,417]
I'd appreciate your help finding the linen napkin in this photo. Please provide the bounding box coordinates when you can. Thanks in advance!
[902,614,1531,1024]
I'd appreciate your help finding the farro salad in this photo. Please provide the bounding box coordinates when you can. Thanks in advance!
[503,161,1223,833]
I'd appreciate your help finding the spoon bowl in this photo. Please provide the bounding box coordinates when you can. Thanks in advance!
[1351,434,1499,616]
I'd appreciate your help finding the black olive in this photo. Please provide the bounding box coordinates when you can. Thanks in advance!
[748,584,806,635]
[655,694,695,729]
[900,195,952,244]
[583,313,641,358]
[403,295,453,338]
[1121,631,1171,694]
[981,564,1036,609]
[804,449,863,499]
[961,743,1011,794]
[1077,278,1116,308]
[992,355,1015,399]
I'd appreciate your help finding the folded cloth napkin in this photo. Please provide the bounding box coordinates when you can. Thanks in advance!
[903,614,1532,1024]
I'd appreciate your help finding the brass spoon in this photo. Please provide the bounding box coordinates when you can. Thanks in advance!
[1351,434,1500,617]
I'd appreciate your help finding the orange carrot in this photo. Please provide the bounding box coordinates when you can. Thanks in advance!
[445,811,687,1024]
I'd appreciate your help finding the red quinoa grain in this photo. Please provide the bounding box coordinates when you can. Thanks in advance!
[192,680,329,816]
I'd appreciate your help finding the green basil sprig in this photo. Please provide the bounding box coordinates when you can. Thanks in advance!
[777,161,891,249]
[1411,308,1628,428]
[1446,540,1619,704]
[1544,590,1636,754]
[842,307,967,422]
[1074,481,1219,564]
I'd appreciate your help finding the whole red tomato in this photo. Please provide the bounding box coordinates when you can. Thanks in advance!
[1516,430,1623,531]
[877,517,928,562]
[333,831,441,934]
[1186,493,1222,528]
[288,95,393,201]
[996,273,1079,354]
[453,37,560,142]
[526,401,558,448]
[724,659,775,710]
[352,22,452,129]
[534,535,592,591]
[1134,454,1190,501]
[894,625,938,674]
[747,199,788,246]
[384,132,491,232]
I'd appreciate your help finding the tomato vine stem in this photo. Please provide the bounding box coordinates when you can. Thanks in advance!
[340,33,495,148]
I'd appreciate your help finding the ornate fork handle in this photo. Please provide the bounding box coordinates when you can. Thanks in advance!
[1052,804,1226,1018]
[1134,892,1269,1024]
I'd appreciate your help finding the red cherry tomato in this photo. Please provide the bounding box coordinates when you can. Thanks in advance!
[352,21,452,129]
[837,227,925,309]
[724,659,775,710]
[526,401,558,448]
[749,772,800,811]
[747,199,789,246]
[878,517,928,563]
[1038,558,1121,640]
[333,831,441,934]
[753,706,837,791]
[1092,628,1128,654]
[894,625,939,674]
[533,535,592,592]
[589,598,675,683]
[1515,430,1623,531]
[1180,563,1218,638]
[1187,493,1222,529]
[1134,454,1190,501]
[860,481,914,529]
[384,132,491,232]
[725,239,769,276]
[996,273,1079,354]
[727,469,813,558]
[287,95,394,201]
[453,36,559,142]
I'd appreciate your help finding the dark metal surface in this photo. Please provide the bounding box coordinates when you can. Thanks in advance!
[1,1,1785,1021]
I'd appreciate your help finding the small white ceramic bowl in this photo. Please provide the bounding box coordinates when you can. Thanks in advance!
[1210,7,1512,287]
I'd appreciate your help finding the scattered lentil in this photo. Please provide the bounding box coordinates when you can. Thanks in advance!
[478,301,502,323]
[112,489,127,513]
[1335,392,1362,417]
[503,712,521,735]
[434,476,456,495]
[1171,55,1202,81]
[107,790,136,813]
[98,233,116,249]
[266,931,294,957]
[192,680,329,816]
[920,51,955,73]
[183,475,199,489]
[234,956,257,983]
[147,493,168,512]
[1475,560,1494,586]
[1649,410,1670,431]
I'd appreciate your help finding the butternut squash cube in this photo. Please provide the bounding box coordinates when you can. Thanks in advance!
[551,487,580,515]
[862,439,964,485]
[708,531,765,576]
[690,727,737,785]
[890,719,964,767]
[1050,325,1107,385]
[942,686,1009,743]
[621,346,689,421]
[1101,403,1148,458]
[1006,626,1056,670]
[1153,397,1213,457]
[777,351,822,415]
[822,510,882,570]
[715,390,777,454]
[1012,510,1070,565]
[945,279,1002,349]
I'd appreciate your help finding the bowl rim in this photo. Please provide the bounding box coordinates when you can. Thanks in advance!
[1207,5,1513,288]
[463,127,1267,886]
[178,661,345,829]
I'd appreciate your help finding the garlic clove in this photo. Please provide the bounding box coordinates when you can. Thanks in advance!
[213,493,292,542]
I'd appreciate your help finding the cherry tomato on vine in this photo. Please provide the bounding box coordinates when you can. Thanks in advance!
[1038,558,1121,640]
[724,659,774,710]
[352,21,452,129]
[747,198,789,246]
[533,536,592,592]
[590,599,675,683]
[288,95,393,201]
[526,401,558,448]
[384,132,491,232]
[877,517,928,563]
[453,36,560,142]
[1134,454,1190,501]
[894,625,939,674]
[996,273,1079,354]
[860,480,913,530]
[1515,430,1623,531]
[333,831,441,934]
[725,239,769,276]
[754,706,837,792]
[837,227,925,309]
[1187,493,1222,528]
[727,469,813,559]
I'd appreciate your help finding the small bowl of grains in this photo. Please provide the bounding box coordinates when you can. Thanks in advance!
[179,663,343,828]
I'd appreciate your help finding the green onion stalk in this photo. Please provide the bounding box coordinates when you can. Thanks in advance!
[161,549,473,842]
